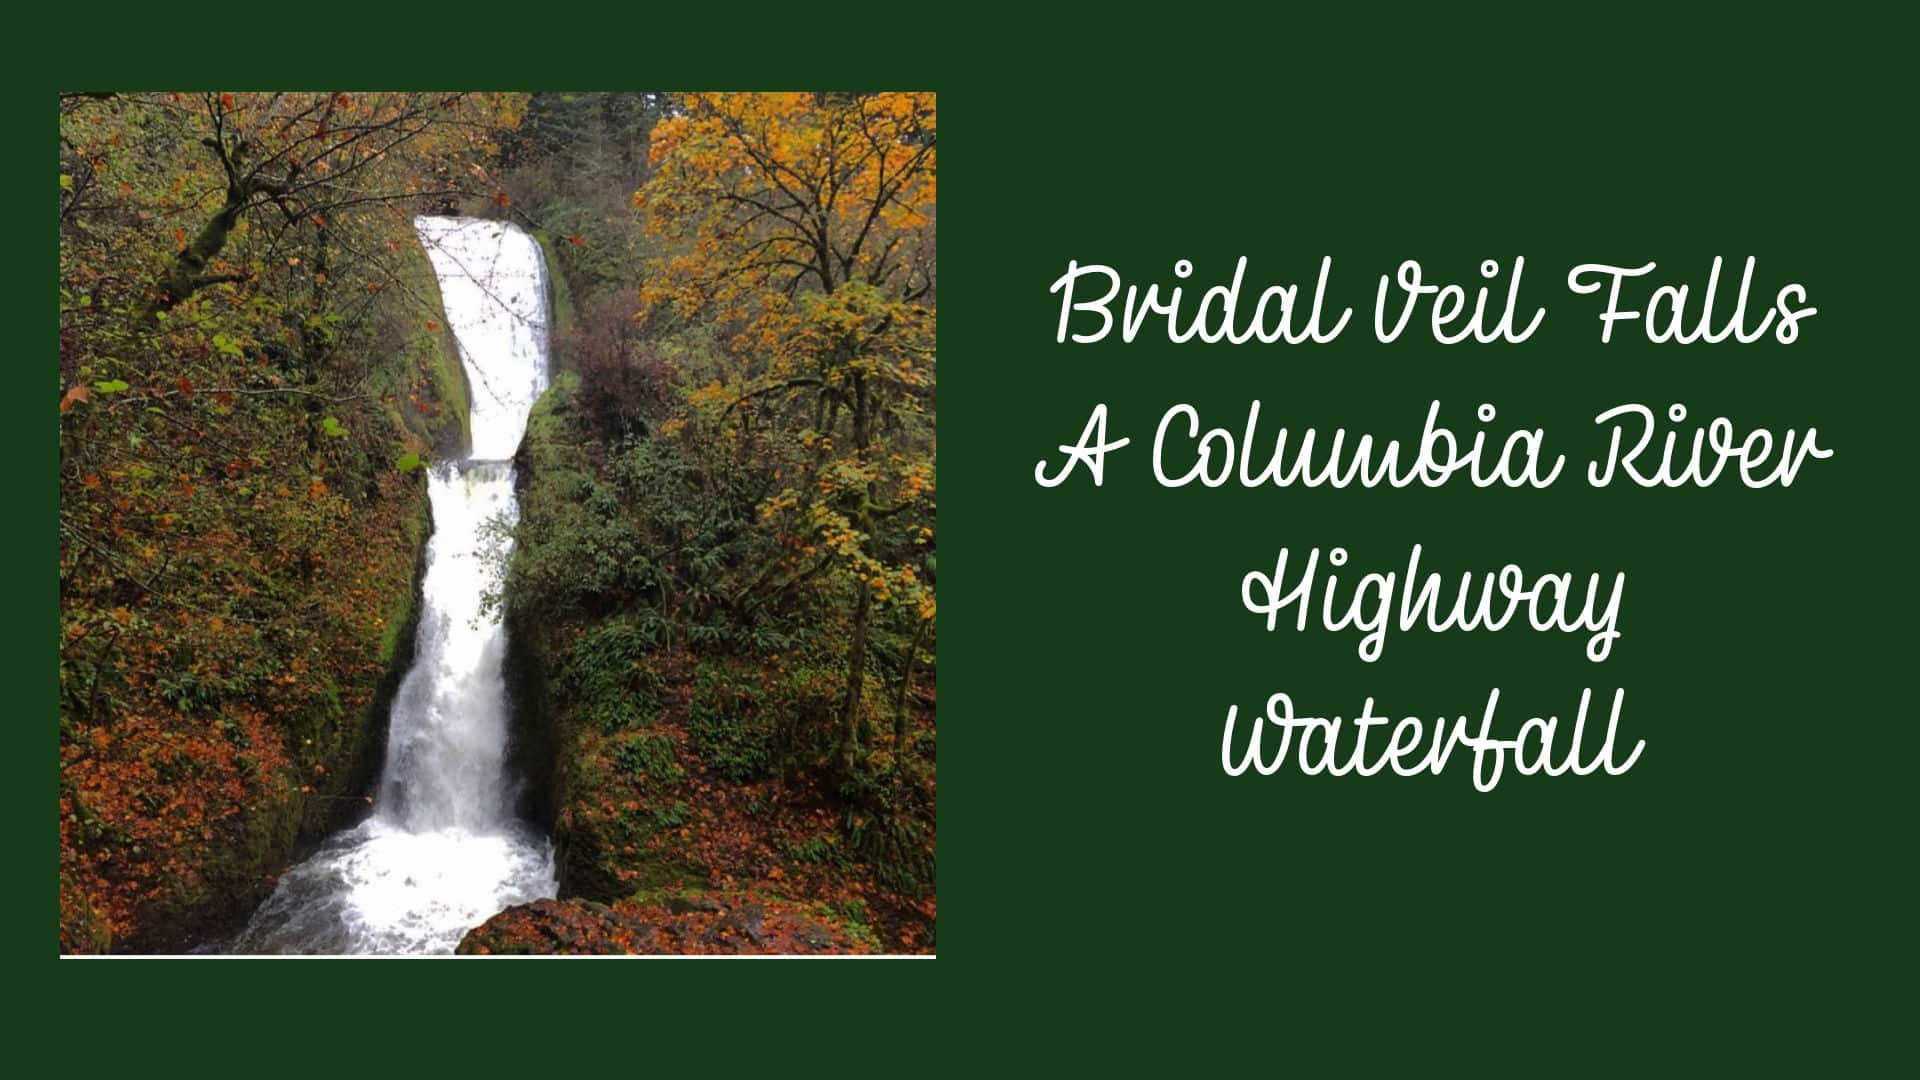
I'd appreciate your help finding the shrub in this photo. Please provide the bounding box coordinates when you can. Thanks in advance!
[761,662,844,769]
[567,289,670,439]
[611,730,683,791]
[558,617,664,732]
[838,748,936,897]
[684,662,775,781]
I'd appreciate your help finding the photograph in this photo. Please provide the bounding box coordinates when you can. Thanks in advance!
[58,91,937,956]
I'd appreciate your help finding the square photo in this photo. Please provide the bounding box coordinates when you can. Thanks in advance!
[58,91,936,956]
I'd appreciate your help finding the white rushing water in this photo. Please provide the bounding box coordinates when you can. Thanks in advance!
[234,218,556,954]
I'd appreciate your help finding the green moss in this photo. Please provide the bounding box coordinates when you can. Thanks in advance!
[402,239,472,455]
[58,874,115,953]
[534,234,577,350]
[357,237,471,458]
[143,776,306,949]
[624,883,706,908]
[234,783,305,886]
[153,468,432,949]
[377,496,432,667]
[815,898,882,952]
[376,603,407,667]
[423,322,471,454]
[522,370,581,467]
[621,854,706,893]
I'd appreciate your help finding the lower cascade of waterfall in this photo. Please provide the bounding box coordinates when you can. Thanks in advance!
[234,217,556,955]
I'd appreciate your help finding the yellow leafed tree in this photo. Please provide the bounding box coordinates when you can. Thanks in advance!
[638,91,936,770]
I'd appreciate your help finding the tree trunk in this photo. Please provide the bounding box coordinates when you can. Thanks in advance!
[838,580,873,774]
[893,616,928,745]
[151,195,244,315]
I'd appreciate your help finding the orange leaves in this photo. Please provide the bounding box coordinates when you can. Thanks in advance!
[61,689,295,942]
[568,234,583,246]
[494,192,511,208]
[636,92,935,359]
[646,114,692,168]
[58,276,448,948]
[686,380,731,410]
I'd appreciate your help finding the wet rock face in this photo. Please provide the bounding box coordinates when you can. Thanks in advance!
[457,893,862,955]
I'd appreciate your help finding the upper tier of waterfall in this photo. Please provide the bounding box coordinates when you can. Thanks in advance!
[414,217,551,461]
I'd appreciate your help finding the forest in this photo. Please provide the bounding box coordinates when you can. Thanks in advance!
[58,91,936,954]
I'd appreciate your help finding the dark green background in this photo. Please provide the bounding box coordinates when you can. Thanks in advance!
[16,8,1912,1071]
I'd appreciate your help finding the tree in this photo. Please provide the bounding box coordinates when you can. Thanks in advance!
[637,92,937,772]
[59,93,517,316]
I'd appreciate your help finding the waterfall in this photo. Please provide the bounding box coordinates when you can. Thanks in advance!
[233,218,556,955]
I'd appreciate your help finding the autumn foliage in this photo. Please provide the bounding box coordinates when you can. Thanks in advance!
[497,91,936,951]
[639,91,936,767]
[59,91,936,953]
[58,92,520,951]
